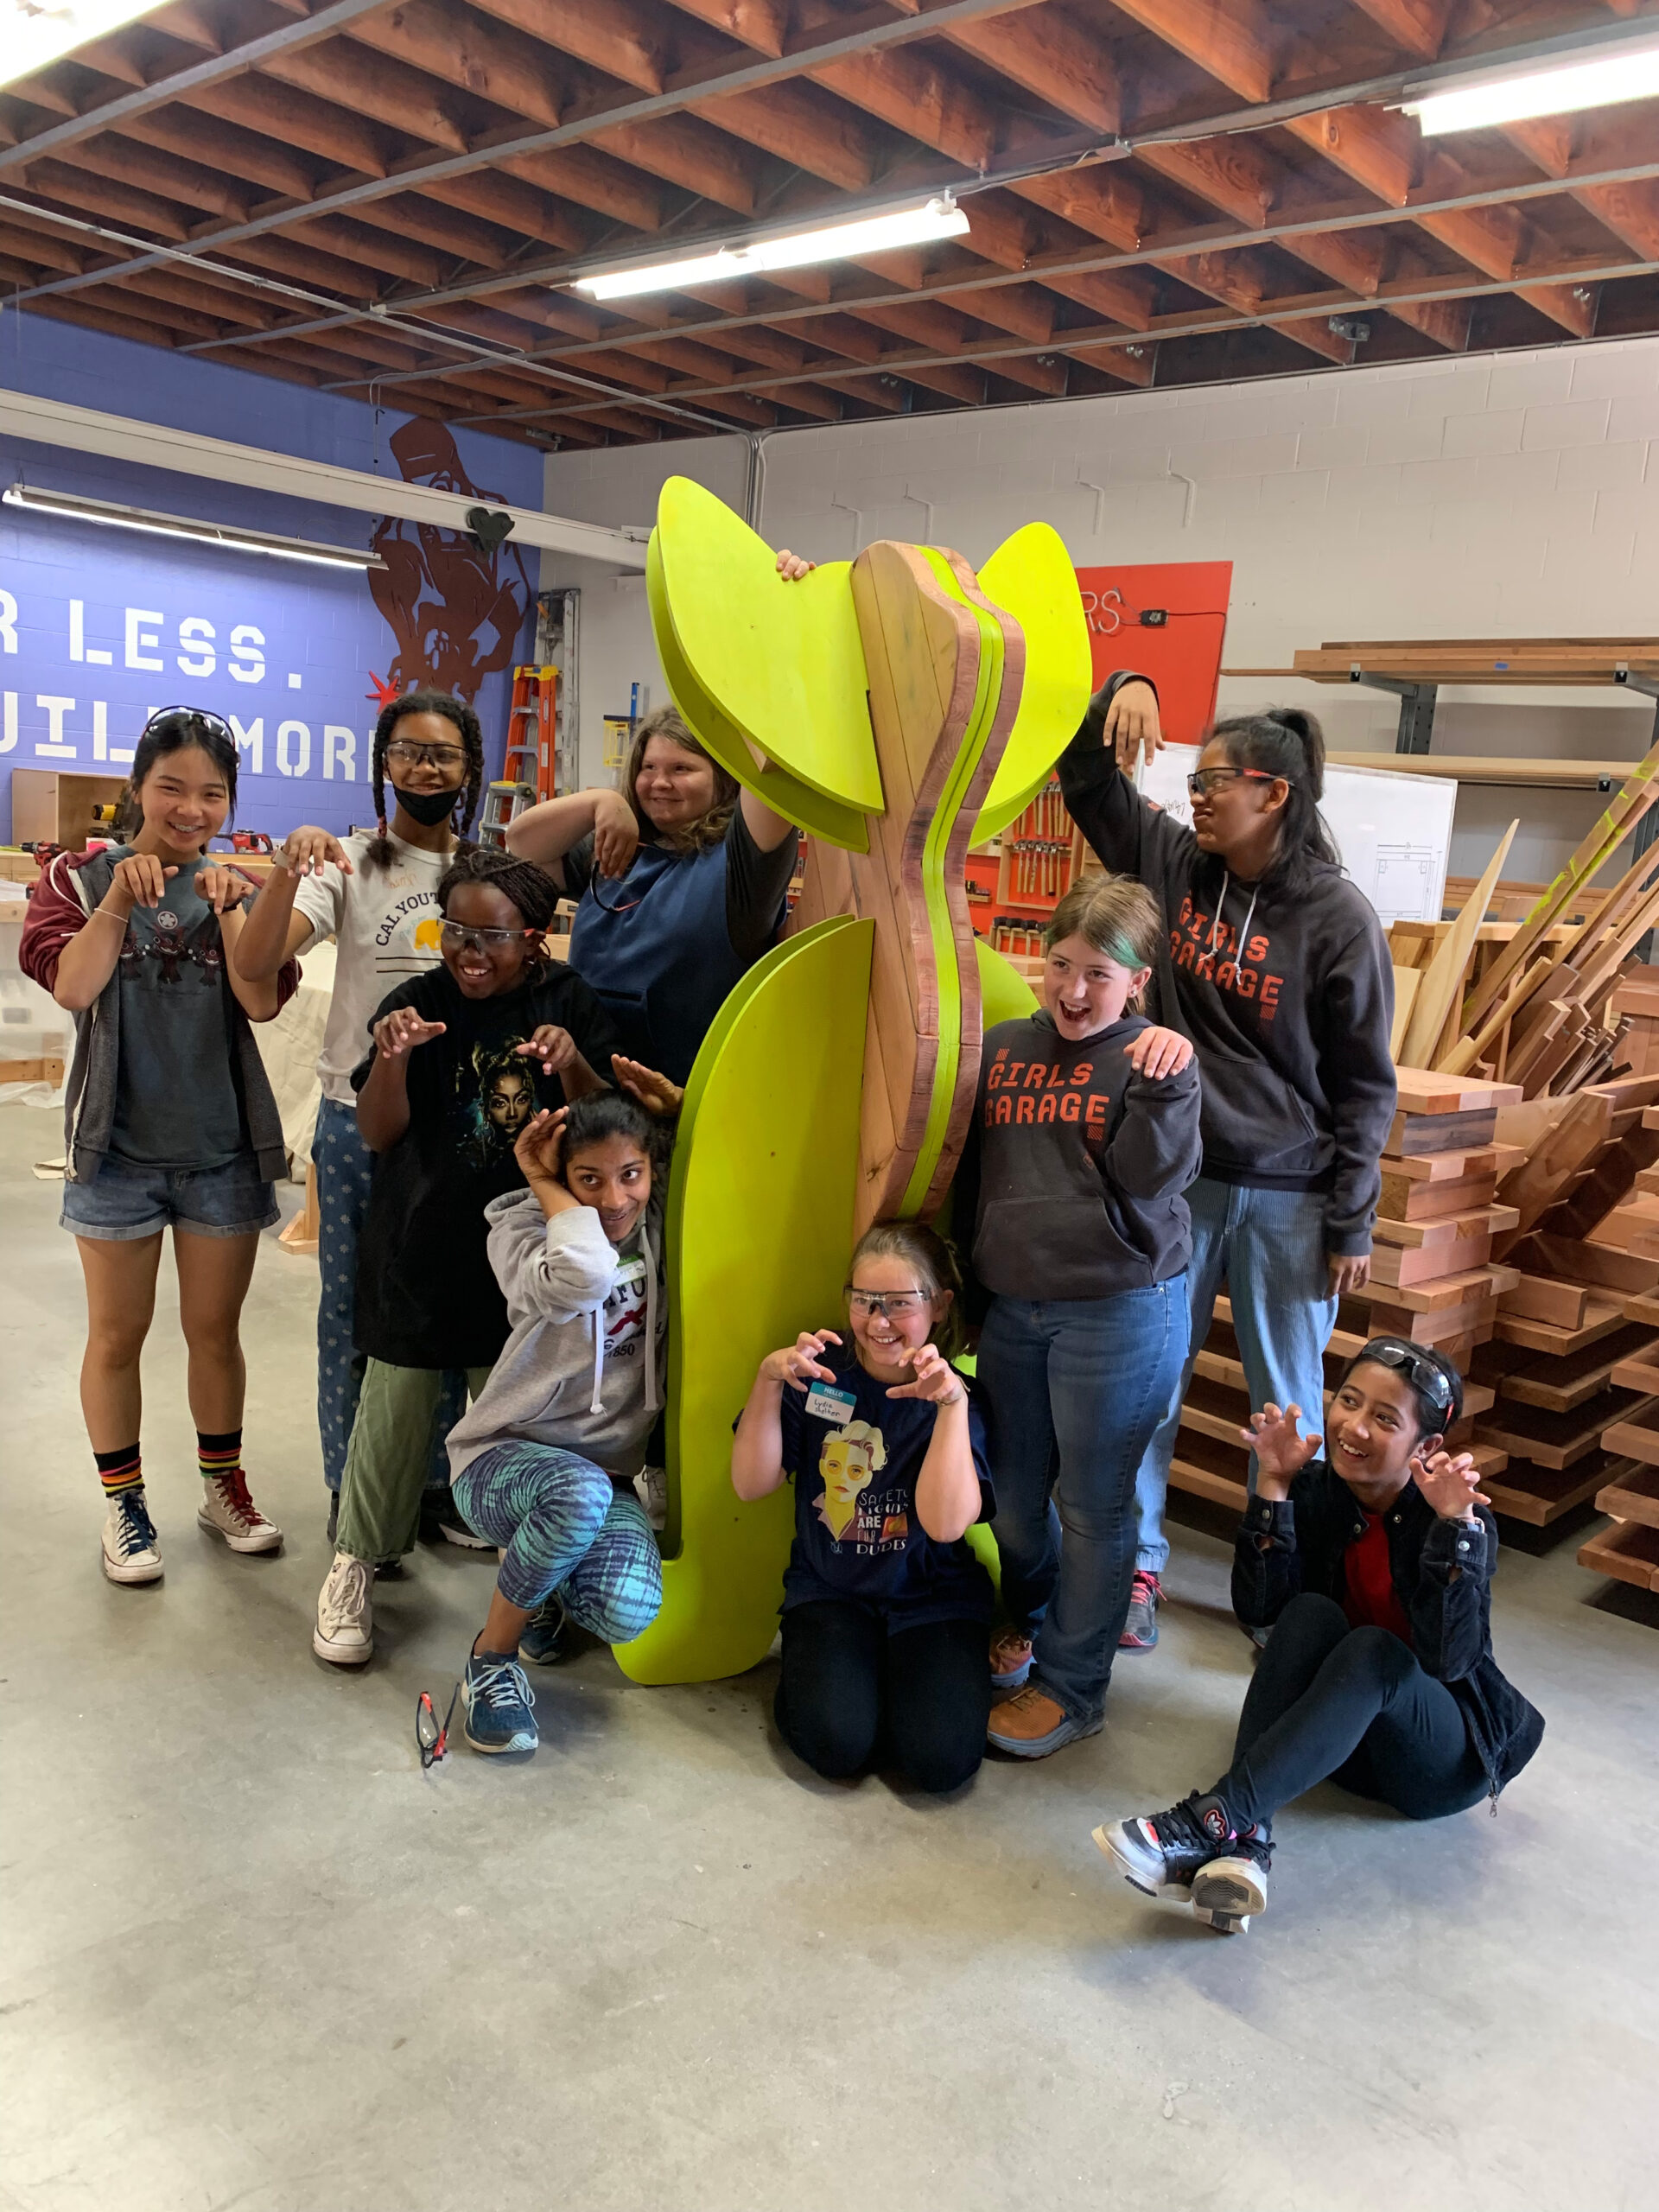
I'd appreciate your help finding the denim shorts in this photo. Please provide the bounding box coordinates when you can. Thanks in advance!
[60,1152,279,1241]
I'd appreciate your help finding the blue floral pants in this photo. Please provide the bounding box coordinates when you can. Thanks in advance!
[312,1096,467,1494]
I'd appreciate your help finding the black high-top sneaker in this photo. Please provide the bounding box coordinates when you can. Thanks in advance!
[1093,1792,1240,1900]
[1192,1827,1272,1936]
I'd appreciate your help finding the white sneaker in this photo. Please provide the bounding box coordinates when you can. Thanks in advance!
[314,1551,373,1665]
[633,1464,668,1531]
[198,1470,283,1554]
[102,1489,163,1585]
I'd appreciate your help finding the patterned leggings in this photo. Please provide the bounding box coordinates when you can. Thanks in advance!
[452,1440,664,1644]
[312,1096,466,1493]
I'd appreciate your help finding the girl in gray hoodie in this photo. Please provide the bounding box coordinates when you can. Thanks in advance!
[444,1069,678,1757]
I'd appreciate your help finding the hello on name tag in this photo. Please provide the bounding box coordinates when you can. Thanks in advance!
[804,1382,858,1423]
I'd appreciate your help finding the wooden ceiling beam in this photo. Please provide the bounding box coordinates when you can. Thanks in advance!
[1007,166,1145,252]
[67,279,227,342]
[285,213,450,289]
[111,107,319,202]
[346,192,514,270]
[1516,279,1599,336]
[807,46,998,171]
[257,43,474,158]
[464,0,670,95]
[217,228,398,300]
[175,76,391,180]
[1574,179,1659,260]
[416,170,588,252]
[1155,247,1353,359]
[0,221,84,276]
[660,0,789,60]
[941,4,1121,135]
[956,278,1055,343]
[1106,0,1277,104]
[15,160,194,242]
[1501,118,1574,180]
[589,112,766,213]
[67,133,256,226]
[691,81,881,191]
[1135,137,1276,229]
[1388,295,1471,348]
[504,146,668,231]
[1341,0,1453,61]
[1056,338,1155,385]
[854,298,1065,391]
[347,1,568,133]
[1286,104,1415,207]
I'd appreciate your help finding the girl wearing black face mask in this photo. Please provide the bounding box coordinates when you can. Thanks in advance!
[236,691,486,1535]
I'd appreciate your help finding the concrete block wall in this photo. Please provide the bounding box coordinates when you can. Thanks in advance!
[543,334,1659,885]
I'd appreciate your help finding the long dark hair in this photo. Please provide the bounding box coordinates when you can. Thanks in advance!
[436,842,562,932]
[1208,707,1339,893]
[621,705,739,854]
[118,707,239,840]
[365,690,484,869]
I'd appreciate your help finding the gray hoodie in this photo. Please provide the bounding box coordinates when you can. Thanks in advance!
[446,1184,667,1484]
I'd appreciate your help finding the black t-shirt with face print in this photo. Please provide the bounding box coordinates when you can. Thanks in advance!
[350,961,620,1369]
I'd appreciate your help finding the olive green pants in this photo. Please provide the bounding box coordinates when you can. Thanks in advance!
[335,1357,493,1563]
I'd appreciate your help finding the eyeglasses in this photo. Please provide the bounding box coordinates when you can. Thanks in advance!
[846,1288,928,1318]
[1185,767,1287,798]
[1356,1337,1458,1423]
[416,1684,459,1770]
[386,741,467,770]
[143,705,234,743]
[439,920,540,951]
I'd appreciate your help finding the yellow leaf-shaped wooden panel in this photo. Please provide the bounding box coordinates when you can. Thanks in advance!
[653,476,883,816]
[969,521,1092,845]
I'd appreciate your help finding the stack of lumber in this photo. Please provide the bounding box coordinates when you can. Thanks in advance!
[1580,1326,1659,1598]
[1387,731,1659,1092]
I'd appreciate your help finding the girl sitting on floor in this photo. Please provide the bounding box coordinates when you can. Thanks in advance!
[311,844,618,1667]
[443,1076,678,1758]
[1094,1338,1544,1935]
[733,1222,995,1796]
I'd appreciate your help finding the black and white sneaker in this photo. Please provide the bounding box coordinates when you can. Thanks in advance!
[421,1484,491,1550]
[1094,1792,1270,1931]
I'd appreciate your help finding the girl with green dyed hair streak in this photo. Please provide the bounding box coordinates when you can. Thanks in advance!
[950,870,1205,1759]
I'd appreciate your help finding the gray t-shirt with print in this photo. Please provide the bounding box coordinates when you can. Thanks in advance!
[107,850,248,1170]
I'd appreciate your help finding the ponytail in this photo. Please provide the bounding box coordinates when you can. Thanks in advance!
[1210,706,1338,891]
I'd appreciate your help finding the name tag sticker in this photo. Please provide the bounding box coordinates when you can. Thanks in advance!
[804,1383,858,1423]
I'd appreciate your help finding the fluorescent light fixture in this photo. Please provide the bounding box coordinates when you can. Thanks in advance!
[3,483,388,570]
[1404,36,1659,132]
[2,1,168,92]
[574,195,971,302]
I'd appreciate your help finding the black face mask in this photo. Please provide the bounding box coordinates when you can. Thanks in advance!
[391,784,461,830]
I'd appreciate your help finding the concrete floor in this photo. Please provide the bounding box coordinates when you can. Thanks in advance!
[3,1103,1657,2212]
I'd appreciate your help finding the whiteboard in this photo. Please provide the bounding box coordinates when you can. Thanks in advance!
[1137,744,1456,926]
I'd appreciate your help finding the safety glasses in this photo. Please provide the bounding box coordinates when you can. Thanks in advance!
[1185,766,1287,798]
[143,705,235,744]
[1356,1337,1458,1424]
[439,919,541,952]
[845,1288,928,1319]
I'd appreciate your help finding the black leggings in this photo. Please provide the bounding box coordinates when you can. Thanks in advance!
[1215,1593,1489,1833]
[776,1601,990,1795]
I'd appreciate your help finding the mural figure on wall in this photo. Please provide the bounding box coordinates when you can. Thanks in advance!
[368,420,531,707]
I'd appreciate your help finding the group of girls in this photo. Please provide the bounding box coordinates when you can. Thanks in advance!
[23,646,1542,1938]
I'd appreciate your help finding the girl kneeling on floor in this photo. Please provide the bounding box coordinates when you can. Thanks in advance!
[312,845,619,1665]
[443,1078,677,1757]
[957,874,1202,1759]
[733,1223,995,1796]
[1095,1339,1544,1936]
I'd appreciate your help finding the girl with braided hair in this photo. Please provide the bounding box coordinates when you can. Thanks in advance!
[312,843,626,1665]
[237,691,488,1535]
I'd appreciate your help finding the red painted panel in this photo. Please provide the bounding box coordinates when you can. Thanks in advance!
[1075,561,1232,749]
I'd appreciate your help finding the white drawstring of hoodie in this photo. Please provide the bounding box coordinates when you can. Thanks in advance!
[588,1217,661,1418]
[1205,869,1260,972]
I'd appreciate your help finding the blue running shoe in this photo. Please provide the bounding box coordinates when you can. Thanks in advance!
[461,1652,538,1756]
[518,1596,571,1667]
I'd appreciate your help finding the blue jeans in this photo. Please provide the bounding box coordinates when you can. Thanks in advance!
[980,1278,1188,1725]
[1134,1178,1339,1574]
[313,1096,465,1495]
[453,1440,663,1643]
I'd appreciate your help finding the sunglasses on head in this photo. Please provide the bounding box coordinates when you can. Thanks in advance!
[143,706,234,743]
[1355,1337,1458,1424]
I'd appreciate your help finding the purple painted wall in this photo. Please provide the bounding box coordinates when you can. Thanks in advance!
[1,316,541,844]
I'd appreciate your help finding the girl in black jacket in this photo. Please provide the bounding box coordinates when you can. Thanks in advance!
[1094,1338,1543,1935]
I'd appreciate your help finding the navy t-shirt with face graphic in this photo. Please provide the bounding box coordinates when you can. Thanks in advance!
[106,850,251,1171]
[775,1337,996,1631]
[351,961,619,1369]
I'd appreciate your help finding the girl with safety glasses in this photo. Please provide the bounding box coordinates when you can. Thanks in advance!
[1095,1337,1543,1936]
[311,843,620,1666]
[236,691,486,1539]
[733,1221,997,1795]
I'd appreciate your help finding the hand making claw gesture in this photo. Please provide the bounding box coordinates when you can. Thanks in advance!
[1241,1402,1323,1503]
[612,1056,684,1117]
[760,1331,842,1393]
[372,1006,447,1062]
[885,1342,966,1408]
[277,825,353,878]
[1412,1446,1490,1525]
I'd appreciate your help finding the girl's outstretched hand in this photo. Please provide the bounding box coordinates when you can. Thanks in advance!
[613,1056,683,1117]
[1128,1024,1193,1079]
[517,1024,575,1074]
[278,826,352,877]
[1242,1402,1321,1500]
[1103,678,1163,774]
[775,550,815,581]
[760,1332,842,1392]
[373,1007,446,1061]
[1413,1447,1490,1523]
[886,1344,966,1407]
[194,864,257,916]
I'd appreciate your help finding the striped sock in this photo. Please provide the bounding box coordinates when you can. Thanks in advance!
[198,1429,243,1485]
[95,1443,143,1500]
